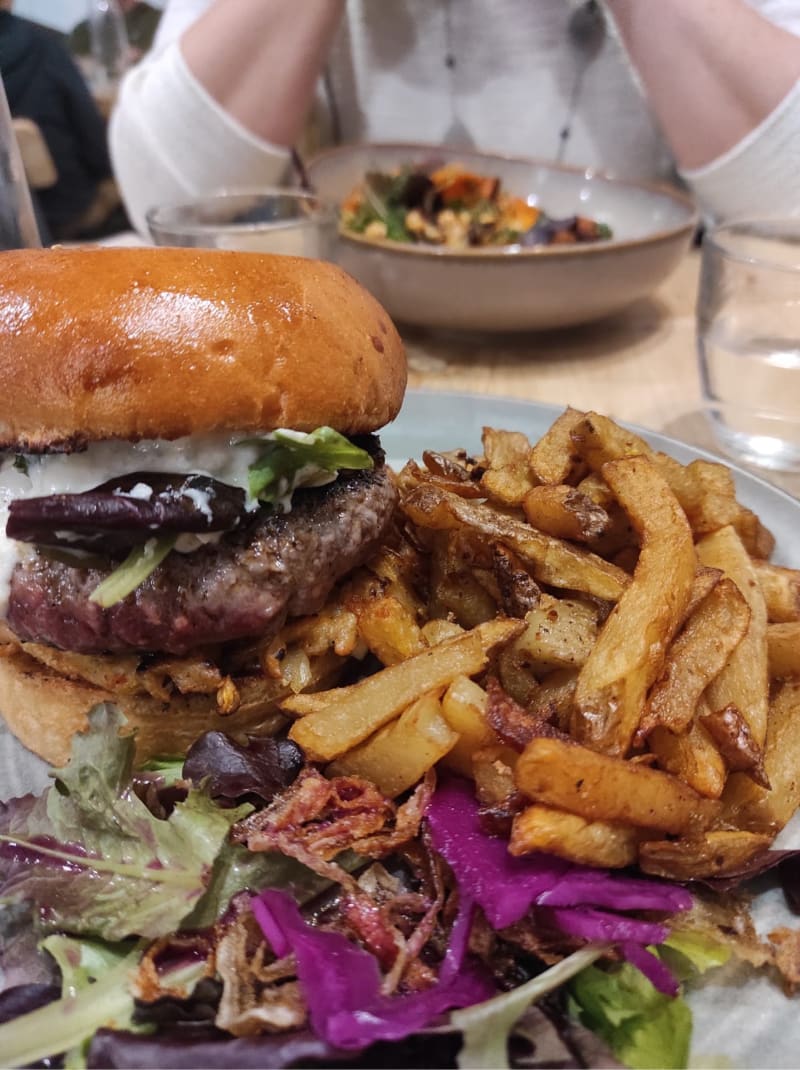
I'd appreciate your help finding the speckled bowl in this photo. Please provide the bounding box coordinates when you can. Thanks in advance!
[307,143,698,331]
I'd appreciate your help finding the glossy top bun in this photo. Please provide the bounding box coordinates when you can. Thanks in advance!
[0,247,406,450]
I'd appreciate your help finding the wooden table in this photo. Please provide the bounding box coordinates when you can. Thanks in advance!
[402,249,799,500]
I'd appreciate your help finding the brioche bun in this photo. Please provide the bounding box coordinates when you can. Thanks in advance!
[0,247,406,450]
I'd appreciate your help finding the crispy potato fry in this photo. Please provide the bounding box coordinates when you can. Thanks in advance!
[732,506,776,560]
[402,484,630,602]
[483,427,533,469]
[638,830,774,880]
[697,526,769,746]
[505,594,599,674]
[429,533,499,627]
[648,716,728,800]
[420,619,465,646]
[722,680,800,833]
[640,577,751,737]
[347,590,425,666]
[285,619,520,761]
[480,464,537,507]
[326,692,457,797]
[755,560,800,623]
[522,484,610,543]
[481,427,538,505]
[510,804,641,868]
[571,456,696,756]
[767,622,800,678]
[515,736,719,834]
[440,676,496,778]
[528,406,585,485]
[571,413,774,547]
[492,545,542,619]
[574,472,636,556]
[529,668,578,732]
[472,744,519,807]
[700,704,769,787]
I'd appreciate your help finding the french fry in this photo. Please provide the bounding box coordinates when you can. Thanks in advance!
[700,705,769,787]
[326,692,457,797]
[754,560,800,623]
[732,506,776,560]
[529,667,578,733]
[639,577,751,737]
[648,707,728,800]
[697,526,769,746]
[767,622,800,678]
[472,744,519,807]
[402,484,630,602]
[429,533,499,627]
[482,427,533,468]
[504,594,599,674]
[570,412,651,469]
[722,680,800,833]
[522,484,610,543]
[346,588,425,666]
[528,406,585,485]
[480,427,538,505]
[440,676,496,778]
[571,455,696,756]
[514,736,719,834]
[510,804,641,868]
[286,619,520,761]
[638,830,774,880]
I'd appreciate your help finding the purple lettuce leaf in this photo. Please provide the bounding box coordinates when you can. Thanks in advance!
[182,732,304,806]
[251,888,494,1050]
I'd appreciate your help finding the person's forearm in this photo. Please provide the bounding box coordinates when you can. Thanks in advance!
[180,0,345,146]
[607,0,800,169]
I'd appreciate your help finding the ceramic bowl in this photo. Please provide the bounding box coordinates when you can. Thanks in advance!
[307,143,698,331]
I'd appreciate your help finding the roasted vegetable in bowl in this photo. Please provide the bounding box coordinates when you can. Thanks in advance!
[341,162,613,249]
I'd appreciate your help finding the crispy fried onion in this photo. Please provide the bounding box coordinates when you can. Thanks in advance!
[8,596,362,716]
[232,768,435,892]
[133,932,216,1004]
[215,905,306,1036]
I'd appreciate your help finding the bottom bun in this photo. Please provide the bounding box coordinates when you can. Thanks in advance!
[0,648,344,766]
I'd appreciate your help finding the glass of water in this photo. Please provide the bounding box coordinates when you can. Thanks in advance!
[146,189,336,259]
[697,219,800,472]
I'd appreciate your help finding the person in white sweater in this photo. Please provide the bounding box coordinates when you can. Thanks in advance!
[110,0,800,235]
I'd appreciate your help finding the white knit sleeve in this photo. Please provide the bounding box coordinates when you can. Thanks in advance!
[680,78,800,222]
[109,42,292,237]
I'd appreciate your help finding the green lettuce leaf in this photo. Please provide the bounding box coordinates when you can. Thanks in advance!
[451,945,606,1069]
[0,705,248,941]
[568,956,692,1070]
[89,535,176,608]
[246,426,373,506]
[660,929,731,979]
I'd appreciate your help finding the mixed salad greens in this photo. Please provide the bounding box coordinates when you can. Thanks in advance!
[0,706,749,1070]
[340,163,613,249]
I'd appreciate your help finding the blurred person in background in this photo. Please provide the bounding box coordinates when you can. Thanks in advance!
[70,0,162,65]
[0,0,124,241]
[110,0,800,236]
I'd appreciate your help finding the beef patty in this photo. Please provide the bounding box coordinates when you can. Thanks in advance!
[7,461,397,655]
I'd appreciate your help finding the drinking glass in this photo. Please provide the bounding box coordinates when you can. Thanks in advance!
[0,75,42,250]
[697,219,800,472]
[87,0,131,93]
[146,190,336,258]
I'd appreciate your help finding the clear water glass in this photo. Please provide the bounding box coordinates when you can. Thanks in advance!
[0,74,41,250]
[697,219,800,473]
[146,190,336,259]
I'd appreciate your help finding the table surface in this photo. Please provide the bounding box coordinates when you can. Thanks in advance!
[401,248,799,499]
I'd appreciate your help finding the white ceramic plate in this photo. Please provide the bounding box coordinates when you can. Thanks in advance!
[308,144,698,331]
[2,391,799,1066]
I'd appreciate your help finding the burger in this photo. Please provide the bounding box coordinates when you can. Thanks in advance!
[0,247,406,764]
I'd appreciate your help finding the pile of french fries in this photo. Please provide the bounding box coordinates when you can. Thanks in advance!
[284,409,800,881]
